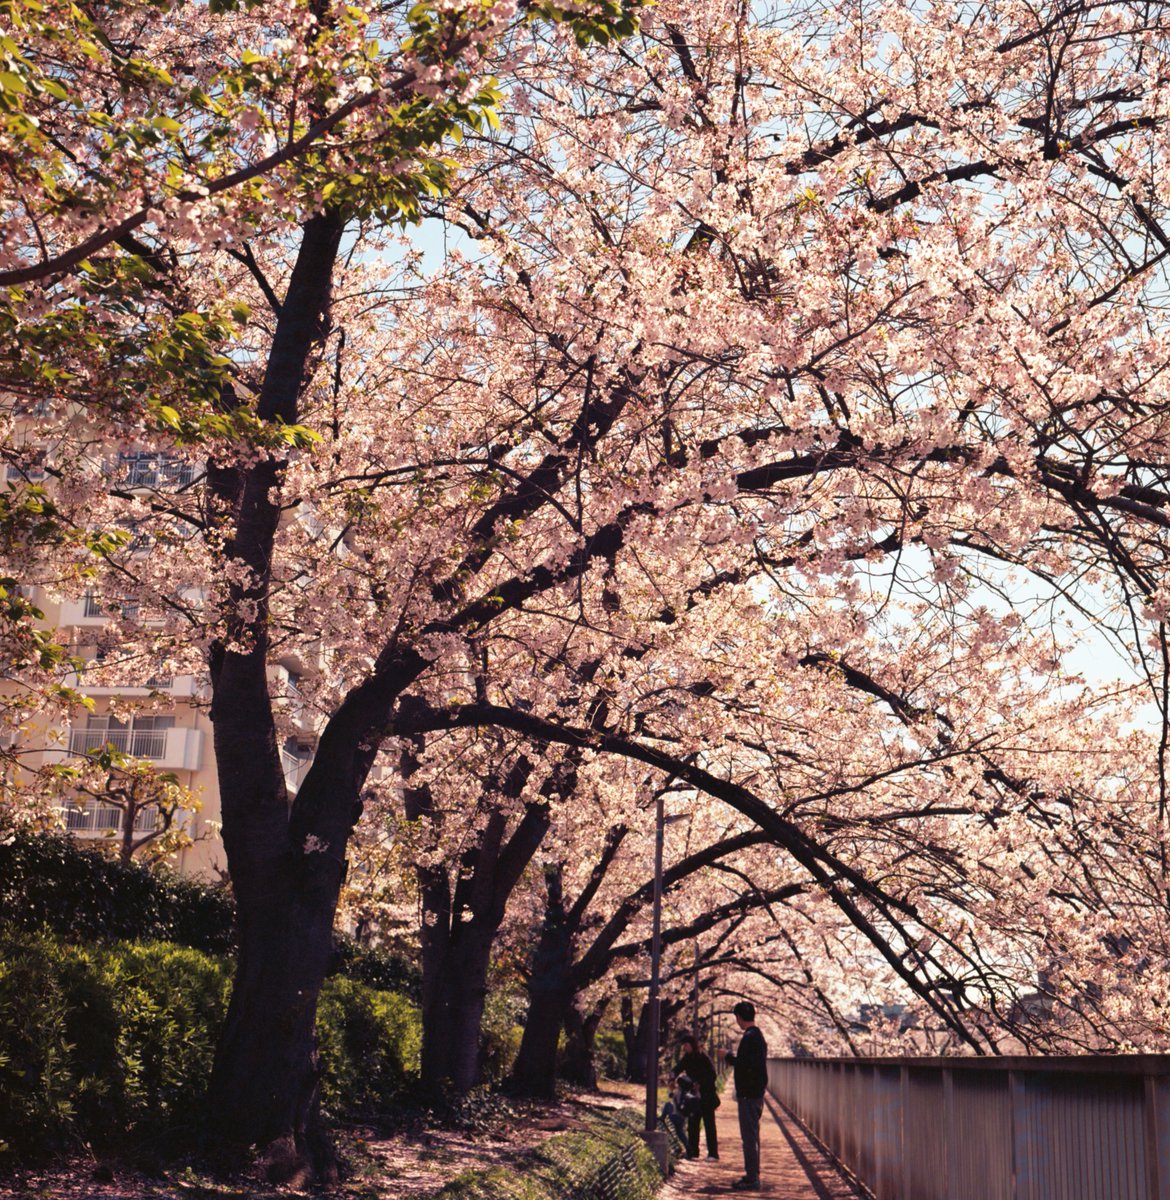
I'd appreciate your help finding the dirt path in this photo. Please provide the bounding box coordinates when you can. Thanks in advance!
[658,1093,866,1199]
[0,1085,644,1200]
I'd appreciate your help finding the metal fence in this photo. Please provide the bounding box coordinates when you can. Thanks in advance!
[768,1055,1170,1200]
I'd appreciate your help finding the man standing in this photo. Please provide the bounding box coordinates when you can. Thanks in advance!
[723,1000,767,1190]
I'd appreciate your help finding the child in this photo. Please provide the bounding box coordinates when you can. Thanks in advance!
[678,1074,704,1157]
[660,1073,693,1143]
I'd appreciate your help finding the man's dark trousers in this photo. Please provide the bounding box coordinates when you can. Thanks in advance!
[738,1097,764,1182]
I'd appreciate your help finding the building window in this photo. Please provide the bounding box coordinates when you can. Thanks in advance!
[115,451,196,490]
[82,589,141,621]
[70,714,175,760]
[4,448,47,482]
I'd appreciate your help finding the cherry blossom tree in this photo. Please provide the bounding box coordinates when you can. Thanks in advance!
[8,0,1170,1180]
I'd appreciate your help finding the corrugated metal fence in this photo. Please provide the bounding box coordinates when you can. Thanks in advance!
[767,1056,1170,1200]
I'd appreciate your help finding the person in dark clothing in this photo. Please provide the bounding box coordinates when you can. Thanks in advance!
[675,1035,719,1159]
[660,1074,690,1143]
[722,1000,767,1190]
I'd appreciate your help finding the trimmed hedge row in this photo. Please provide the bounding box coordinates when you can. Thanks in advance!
[0,831,236,951]
[0,927,420,1160]
[430,1108,663,1200]
[0,832,419,996]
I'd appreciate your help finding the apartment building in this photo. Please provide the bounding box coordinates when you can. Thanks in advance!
[4,448,320,880]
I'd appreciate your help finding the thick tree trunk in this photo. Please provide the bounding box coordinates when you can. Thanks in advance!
[561,996,610,1090]
[420,923,496,1094]
[623,997,651,1084]
[206,834,345,1183]
[511,981,572,1098]
[204,699,358,1180]
[407,746,551,1097]
[511,865,574,1098]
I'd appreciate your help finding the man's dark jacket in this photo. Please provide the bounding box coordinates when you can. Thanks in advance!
[726,1026,767,1099]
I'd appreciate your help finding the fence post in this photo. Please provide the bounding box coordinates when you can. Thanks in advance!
[901,1065,911,1200]
[1009,1070,1027,1200]
[943,1068,954,1200]
[1148,1074,1170,1200]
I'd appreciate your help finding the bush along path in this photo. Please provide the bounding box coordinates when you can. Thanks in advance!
[0,926,420,1165]
[0,1084,661,1200]
[0,832,419,994]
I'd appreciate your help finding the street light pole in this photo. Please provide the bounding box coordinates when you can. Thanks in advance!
[692,941,700,1035]
[643,787,666,1135]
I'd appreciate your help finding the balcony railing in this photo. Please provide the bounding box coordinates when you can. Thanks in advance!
[82,592,141,621]
[64,802,156,834]
[116,456,196,490]
[70,728,168,758]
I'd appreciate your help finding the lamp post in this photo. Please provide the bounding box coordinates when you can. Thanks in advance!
[643,788,667,1138]
[692,941,700,1035]
[642,796,687,1173]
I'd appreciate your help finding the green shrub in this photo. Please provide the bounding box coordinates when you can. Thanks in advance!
[0,832,421,997]
[0,926,419,1161]
[330,932,420,997]
[592,1028,627,1082]
[99,942,231,1135]
[0,934,81,1154]
[317,975,421,1118]
[479,989,525,1087]
[0,930,231,1157]
[0,832,235,951]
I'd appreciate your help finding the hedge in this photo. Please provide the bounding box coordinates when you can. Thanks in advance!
[0,831,419,996]
[0,927,420,1160]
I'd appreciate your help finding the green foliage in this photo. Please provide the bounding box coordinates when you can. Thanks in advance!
[316,976,421,1118]
[479,987,525,1086]
[529,1,642,47]
[0,832,420,995]
[430,1107,661,1200]
[330,932,420,997]
[0,926,421,1160]
[0,831,237,952]
[592,1027,627,1082]
[0,930,231,1157]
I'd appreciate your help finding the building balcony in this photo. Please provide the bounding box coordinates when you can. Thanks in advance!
[73,675,199,699]
[64,801,157,836]
[58,593,142,626]
[66,725,203,771]
[110,453,197,491]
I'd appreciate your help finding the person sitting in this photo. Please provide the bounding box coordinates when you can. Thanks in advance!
[659,1073,692,1143]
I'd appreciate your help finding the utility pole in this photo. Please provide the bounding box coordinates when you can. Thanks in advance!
[644,787,666,1133]
[692,941,700,1036]
[641,790,669,1172]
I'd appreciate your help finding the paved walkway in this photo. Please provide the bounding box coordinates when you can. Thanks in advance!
[659,1093,866,1199]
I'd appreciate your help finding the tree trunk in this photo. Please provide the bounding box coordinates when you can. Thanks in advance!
[561,996,610,1090]
[511,865,574,1097]
[624,998,651,1084]
[420,923,497,1094]
[204,210,349,1184]
[206,851,343,1182]
[511,980,572,1098]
